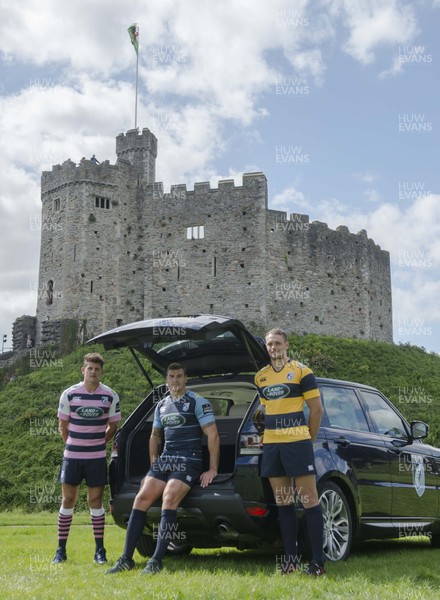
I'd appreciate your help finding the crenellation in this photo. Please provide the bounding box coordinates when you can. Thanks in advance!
[15,126,392,353]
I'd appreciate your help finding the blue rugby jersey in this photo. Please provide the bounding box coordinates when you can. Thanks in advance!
[153,390,215,452]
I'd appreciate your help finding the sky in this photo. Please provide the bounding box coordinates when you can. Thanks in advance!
[0,0,439,355]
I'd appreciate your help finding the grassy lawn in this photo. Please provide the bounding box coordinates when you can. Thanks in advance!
[0,512,439,599]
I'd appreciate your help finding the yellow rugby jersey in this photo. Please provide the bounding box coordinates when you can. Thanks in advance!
[254,359,320,444]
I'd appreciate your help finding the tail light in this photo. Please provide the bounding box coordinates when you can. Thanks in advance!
[239,432,263,455]
[245,506,269,517]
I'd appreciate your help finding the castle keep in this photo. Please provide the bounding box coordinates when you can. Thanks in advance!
[17,127,392,348]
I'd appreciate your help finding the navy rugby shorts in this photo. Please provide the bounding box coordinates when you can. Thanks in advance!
[146,450,203,487]
[261,439,316,478]
[58,457,108,487]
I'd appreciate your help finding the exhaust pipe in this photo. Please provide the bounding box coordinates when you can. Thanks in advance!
[217,521,239,538]
[218,522,231,534]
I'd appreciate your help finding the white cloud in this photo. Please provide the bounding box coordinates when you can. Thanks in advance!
[0,0,437,355]
[363,188,382,203]
[271,186,311,213]
[352,170,377,183]
[324,0,418,64]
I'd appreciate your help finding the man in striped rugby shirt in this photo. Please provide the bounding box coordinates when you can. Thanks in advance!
[52,352,121,564]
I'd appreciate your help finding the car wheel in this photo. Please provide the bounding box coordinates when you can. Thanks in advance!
[319,481,353,562]
[136,534,156,557]
[430,533,440,548]
[166,541,193,556]
[136,534,193,557]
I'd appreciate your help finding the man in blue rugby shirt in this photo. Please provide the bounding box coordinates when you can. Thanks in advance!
[107,362,220,575]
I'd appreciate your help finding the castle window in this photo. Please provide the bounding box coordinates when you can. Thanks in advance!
[90,281,94,293]
[73,244,76,262]
[186,225,204,240]
[46,280,54,305]
[95,196,110,209]
[54,198,60,211]
[212,257,217,277]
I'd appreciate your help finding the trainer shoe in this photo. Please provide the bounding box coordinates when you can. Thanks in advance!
[105,554,135,574]
[305,560,325,576]
[52,547,67,564]
[140,558,162,575]
[94,547,107,564]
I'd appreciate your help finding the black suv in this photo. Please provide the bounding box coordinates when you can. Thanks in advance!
[90,315,440,562]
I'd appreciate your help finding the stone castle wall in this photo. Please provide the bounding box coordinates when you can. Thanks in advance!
[23,127,393,351]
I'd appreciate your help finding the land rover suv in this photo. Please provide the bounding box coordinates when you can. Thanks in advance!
[89,315,440,562]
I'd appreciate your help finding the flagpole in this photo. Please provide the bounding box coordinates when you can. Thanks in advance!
[135,48,138,129]
[128,23,140,129]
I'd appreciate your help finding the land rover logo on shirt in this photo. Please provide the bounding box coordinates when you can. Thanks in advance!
[76,406,104,418]
[263,384,290,400]
[162,413,186,427]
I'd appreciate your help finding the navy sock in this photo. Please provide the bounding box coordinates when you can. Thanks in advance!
[123,508,147,560]
[305,504,324,566]
[151,509,178,565]
[277,505,299,567]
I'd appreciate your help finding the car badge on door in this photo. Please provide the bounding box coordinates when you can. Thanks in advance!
[411,454,426,497]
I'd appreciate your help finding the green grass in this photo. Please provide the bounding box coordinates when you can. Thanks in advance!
[0,512,439,599]
[0,335,439,512]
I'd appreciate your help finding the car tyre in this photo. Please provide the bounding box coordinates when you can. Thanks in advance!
[136,534,156,557]
[166,541,193,556]
[430,533,440,548]
[319,481,353,562]
[136,534,193,557]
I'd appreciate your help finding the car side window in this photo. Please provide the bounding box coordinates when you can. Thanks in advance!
[321,386,369,432]
[360,391,408,439]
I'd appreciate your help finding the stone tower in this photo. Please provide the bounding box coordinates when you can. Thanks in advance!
[35,128,157,344]
[26,125,393,350]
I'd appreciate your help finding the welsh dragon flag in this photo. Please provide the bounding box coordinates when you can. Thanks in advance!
[128,24,139,54]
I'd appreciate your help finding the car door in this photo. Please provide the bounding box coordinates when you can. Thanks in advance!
[359,390,438,524]
[321,384,392,519]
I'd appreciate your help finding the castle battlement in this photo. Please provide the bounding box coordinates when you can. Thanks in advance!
[145,173,267,205]
[41,158,122,194]
[116,127,158,158]
[25,127,392,351]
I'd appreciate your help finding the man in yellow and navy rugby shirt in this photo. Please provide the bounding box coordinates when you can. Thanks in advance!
[254,328,325,576]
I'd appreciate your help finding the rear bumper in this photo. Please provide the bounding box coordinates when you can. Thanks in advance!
[111,481,281,550]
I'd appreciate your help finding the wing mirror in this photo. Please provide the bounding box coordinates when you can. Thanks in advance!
[410,420,429,440]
